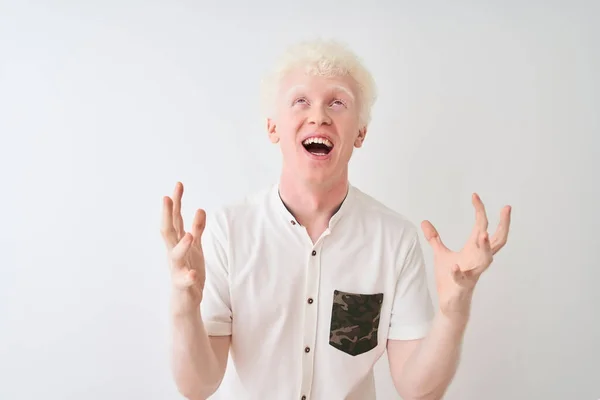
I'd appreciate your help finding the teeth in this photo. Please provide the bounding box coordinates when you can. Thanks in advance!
[302,137,333,148]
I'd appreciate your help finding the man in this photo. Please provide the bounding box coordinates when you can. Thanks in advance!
[161,39,512,400]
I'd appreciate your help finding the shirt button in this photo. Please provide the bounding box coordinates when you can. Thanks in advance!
[291,220,296,225]
[311,250,316,256]
[307,298,313,304]
[305,346,310,353]
[301,396,307,400]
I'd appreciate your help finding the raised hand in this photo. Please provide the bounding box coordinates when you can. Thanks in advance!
[161,182,207,315]
[421,193,512,317]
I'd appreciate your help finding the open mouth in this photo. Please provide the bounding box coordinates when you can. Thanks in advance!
[302,137,333,156]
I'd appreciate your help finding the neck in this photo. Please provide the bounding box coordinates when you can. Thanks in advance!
[278,171,349,230]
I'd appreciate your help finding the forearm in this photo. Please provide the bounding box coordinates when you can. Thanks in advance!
[170,306,224,399]
[394,297,472,399]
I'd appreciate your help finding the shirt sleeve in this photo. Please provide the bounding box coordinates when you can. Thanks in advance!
[199,211,232,336]
[388,230,435,340]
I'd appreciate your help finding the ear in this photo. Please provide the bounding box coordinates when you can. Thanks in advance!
[354,126,367,148]
[267,118,279,144]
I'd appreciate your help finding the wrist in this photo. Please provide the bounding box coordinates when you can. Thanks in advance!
[432,310,470,344]
[438,309,470,328]
[170,289,202,318]
[438,288,474,324]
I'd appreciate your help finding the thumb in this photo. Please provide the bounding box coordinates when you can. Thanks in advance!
[173,267,197,288]
[171,232,193,262]
[192,209,207,248]
[451,264,465,285]
[421,220,449,253]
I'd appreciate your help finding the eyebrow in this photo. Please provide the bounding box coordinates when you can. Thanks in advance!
[283,85,305,100]
[330,84,355,101]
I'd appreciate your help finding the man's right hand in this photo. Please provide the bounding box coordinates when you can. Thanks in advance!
[161,181,207,316]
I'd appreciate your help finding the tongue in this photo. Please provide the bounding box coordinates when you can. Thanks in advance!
[305,143,330,154]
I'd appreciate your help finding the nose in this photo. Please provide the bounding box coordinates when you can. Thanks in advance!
[308,105,332,126]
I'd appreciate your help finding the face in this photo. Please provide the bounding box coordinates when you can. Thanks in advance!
[267,68,367,186]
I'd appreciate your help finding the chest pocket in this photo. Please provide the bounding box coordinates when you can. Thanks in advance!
[328,290,384,356]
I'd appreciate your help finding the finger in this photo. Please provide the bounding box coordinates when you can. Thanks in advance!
[491,205,512,254]
[451,264,476,287]
[192,209,206,248]
[173,268,196,288]
[171,232,193,263]
[451,264,466,285]
[478,231,491,250]
[472,193,489,232]
[421,220,450,253]
[172,182,185,239]
[161,196,178,249]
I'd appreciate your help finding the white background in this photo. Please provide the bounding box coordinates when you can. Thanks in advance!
[1,1,598,399]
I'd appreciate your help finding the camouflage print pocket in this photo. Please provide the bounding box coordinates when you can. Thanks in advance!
[328,290,384,356]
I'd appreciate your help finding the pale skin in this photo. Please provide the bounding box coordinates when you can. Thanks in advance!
[161,184,230,400]
[388,195,511,399]
[162,68,512,399]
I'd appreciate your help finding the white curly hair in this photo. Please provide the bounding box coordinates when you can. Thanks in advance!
[260,38,377,129]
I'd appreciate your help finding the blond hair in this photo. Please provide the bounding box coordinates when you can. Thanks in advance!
[261,38,377,128]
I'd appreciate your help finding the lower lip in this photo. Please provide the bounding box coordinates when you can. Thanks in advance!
[302,146,333,160]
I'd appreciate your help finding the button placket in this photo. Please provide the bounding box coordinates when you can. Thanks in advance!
[300,243,320,399]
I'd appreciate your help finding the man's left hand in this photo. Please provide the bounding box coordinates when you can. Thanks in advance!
[421,193,512,319]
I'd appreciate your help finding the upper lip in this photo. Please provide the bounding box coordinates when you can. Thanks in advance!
[300,133,335,146]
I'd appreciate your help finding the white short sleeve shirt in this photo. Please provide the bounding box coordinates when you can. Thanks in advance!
[200,183,434,400]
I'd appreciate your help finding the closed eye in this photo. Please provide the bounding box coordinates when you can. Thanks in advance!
[292,98,346,107]
[293,98,308,105]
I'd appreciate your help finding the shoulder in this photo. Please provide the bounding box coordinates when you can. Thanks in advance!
[205,185,275,231]
[350,185,420,242]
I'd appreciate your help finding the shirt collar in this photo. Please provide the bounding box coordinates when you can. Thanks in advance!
[270,182,356,229]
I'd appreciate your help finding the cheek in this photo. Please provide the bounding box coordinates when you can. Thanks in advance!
[331,107,358,124]
[291,111,305,128]
[335,117,361,142]
[280,114,305,136]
